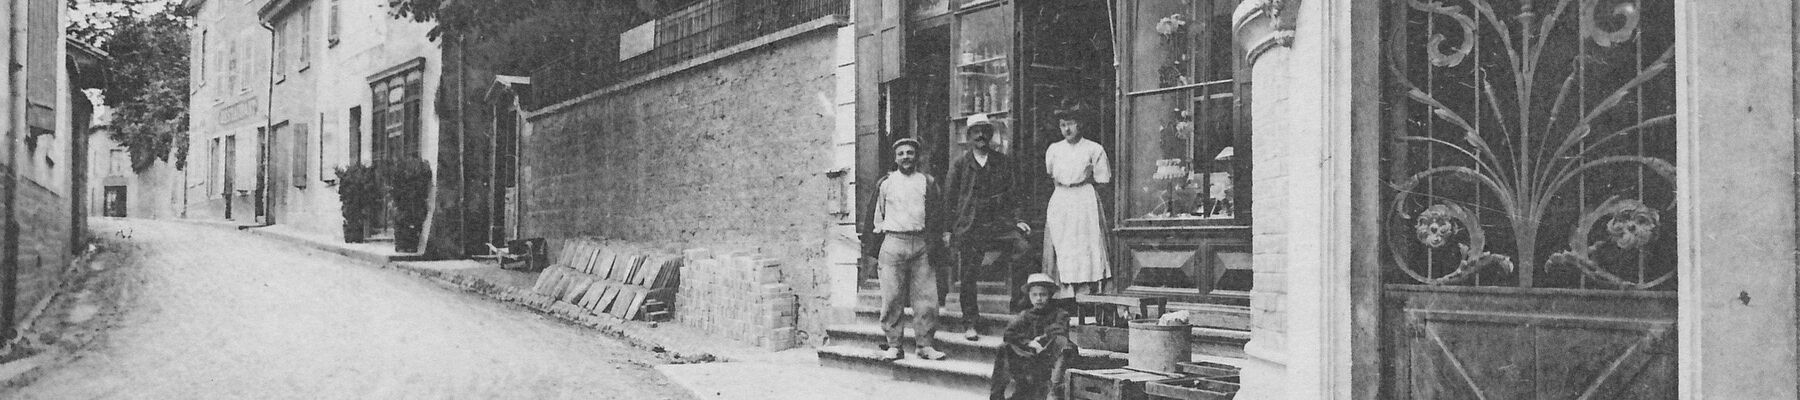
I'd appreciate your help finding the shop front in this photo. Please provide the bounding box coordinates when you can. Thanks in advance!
[854,0,1254,332]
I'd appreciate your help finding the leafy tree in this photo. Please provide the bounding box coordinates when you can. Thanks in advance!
[70,1,191,171]
[387,0,645,76]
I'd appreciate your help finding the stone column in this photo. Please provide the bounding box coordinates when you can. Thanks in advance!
[1231,1,1298,398]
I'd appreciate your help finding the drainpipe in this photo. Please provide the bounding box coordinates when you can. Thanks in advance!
[257,21,275,227]
[3,0,28,340]
[456,34,467,254]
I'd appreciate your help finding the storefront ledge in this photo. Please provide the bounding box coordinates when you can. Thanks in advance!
[524,14,849,121]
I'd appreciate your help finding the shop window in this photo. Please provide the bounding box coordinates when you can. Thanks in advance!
[370,61,424,164]
[1114,0,1249,295]
[1121,0,1242,224]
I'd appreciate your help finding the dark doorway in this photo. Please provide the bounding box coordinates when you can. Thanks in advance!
[489,93,522,248]
[102,186,127,217]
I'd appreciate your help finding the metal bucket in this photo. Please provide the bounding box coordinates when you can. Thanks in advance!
[1127,319,1191,373]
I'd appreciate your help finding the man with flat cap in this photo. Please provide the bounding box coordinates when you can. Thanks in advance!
[866,137,950,361]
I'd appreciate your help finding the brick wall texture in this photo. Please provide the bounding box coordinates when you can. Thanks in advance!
[524,31,840,344]
[676,248,799,350]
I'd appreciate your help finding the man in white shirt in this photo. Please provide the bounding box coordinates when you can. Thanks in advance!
[865,138,950,361]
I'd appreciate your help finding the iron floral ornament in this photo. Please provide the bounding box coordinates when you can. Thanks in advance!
[1546,197,1672,289]
[1385,0,1676,288]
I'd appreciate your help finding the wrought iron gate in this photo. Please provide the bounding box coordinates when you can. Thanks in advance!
[1378,0,1677,398]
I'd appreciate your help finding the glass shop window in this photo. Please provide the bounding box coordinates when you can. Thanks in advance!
[1120,0,1245,224]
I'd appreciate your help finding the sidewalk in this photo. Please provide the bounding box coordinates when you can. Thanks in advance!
[177,218,983,400]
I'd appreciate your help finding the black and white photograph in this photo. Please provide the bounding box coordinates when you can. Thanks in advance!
[0,0,1793,398]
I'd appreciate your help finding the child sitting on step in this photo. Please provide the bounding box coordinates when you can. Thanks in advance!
[989,273,1076,400]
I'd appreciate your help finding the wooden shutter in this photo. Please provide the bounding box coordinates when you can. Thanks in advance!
[24,0,57,132]
[853,0,901,234]
[292,123,309,187]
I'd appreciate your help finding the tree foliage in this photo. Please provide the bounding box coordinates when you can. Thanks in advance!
[387,0,645,75]
[71,1,191,171]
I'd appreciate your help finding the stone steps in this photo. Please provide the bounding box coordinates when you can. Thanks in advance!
[818,288,1251,395]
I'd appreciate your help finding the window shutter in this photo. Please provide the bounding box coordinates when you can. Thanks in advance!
[328,0,340,43]
[24,0,57,132]
[292,123,310,187]
[299,7,310,66]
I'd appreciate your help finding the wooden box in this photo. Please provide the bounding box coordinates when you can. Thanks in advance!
[1145,375,1240,400]
[1176,361,1240,378]
[1072,325,1131,353]
[1067,368,1183,400]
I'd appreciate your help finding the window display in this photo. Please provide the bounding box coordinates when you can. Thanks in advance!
[1120,0,1241,223]
[954,6,1012,118]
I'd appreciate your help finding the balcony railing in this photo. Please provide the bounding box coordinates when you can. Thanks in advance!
[529,0,848,108]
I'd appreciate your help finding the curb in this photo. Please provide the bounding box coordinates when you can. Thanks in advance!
[175,219,725,364]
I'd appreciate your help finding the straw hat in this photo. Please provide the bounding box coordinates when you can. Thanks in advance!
[1021,273,1059,294]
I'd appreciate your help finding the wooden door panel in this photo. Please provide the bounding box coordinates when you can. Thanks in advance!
[1389,288,1676,399]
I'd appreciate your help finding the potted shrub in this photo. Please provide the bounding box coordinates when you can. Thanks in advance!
[384,158,434,253]
[334,163,378,243]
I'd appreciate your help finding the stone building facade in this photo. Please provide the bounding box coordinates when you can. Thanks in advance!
[181,0,446,252]
[3,0,101,341]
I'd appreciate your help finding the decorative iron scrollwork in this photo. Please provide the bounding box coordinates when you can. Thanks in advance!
[1408,0,1477,67]
[1547,196,1674,290]
[1384,0,1675,288]
[1581,0,1640,47]
[1388,199,1515,286]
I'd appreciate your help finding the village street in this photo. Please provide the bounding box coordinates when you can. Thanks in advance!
[2,219,695,400]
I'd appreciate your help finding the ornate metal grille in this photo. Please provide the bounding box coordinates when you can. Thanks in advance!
[1381,0,1676,290]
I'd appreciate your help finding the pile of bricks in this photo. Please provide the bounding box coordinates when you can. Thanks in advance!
[676,248,799,350]
[526,238,682,322]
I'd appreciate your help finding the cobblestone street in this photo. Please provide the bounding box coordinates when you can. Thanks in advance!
[2,219,695,400]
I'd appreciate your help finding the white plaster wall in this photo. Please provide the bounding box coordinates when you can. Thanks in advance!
[1675,0,1798,398]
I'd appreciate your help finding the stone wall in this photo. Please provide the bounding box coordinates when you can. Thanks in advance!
[12,178,73,330]
[523,28,843,344]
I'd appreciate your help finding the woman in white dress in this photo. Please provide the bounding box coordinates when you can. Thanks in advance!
[1042,105,1111,300]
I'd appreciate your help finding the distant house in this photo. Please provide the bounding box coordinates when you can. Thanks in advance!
[179,0,447,253]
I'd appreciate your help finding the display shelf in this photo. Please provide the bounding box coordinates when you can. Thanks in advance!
[956,56,1008,67]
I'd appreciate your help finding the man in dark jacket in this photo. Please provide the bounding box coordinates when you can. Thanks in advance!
[944,119,1033,341]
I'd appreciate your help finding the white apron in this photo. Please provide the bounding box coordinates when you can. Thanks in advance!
[1043,139,1112,287]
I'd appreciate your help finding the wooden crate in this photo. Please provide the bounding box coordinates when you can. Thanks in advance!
[1176,361,1240,378]
[1145,375,1239,400]
[1067,368,1183,400]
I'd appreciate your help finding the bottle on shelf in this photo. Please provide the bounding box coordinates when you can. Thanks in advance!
[998,84,1009,111]
[988,84,1000,112]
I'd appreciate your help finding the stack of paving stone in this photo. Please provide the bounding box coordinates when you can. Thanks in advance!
[526,238,682,321]
[676,249,798,350]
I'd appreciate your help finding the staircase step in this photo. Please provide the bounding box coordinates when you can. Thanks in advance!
[816,338,1245,395]
[825,324,1011,362]
[857,293,1019,323]
[860,279,1016,296]
[827,323,1251,362]
[852,305,1021,335]
[816,345,995,394]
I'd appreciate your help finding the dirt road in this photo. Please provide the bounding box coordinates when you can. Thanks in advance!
[4,219,694,400]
